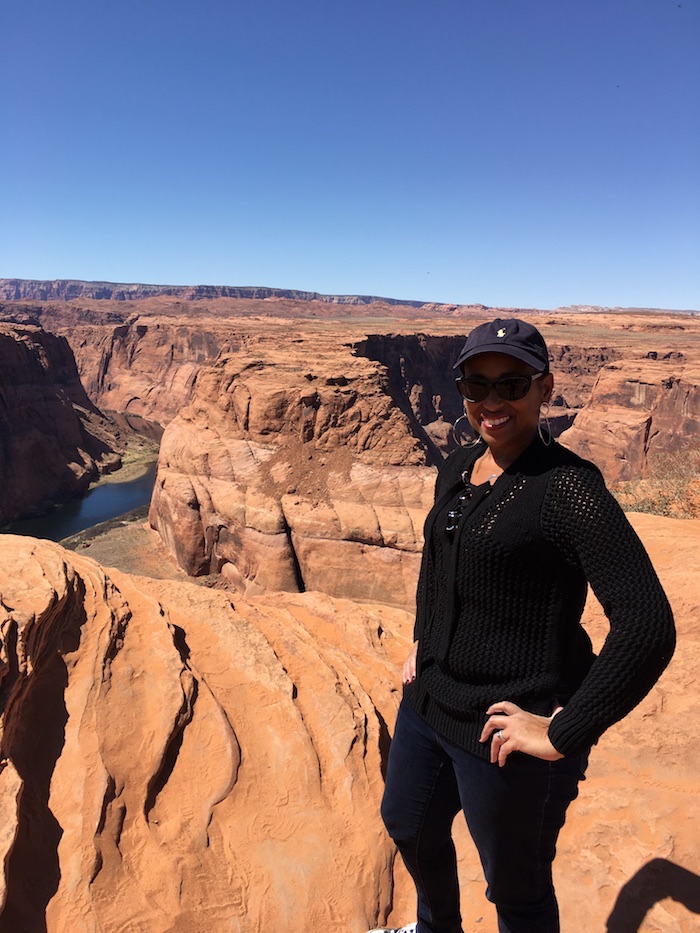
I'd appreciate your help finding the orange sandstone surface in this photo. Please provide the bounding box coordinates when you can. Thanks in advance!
[0,513,698,933]
[0,537,404,933]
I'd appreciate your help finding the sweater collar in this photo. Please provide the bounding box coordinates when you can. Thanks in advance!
[490,434,556,483]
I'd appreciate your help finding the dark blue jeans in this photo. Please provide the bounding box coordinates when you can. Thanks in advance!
[381,701,588,933]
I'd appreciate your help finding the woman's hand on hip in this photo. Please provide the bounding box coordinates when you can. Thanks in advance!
[402,641,418,685]
[480,700,565,766]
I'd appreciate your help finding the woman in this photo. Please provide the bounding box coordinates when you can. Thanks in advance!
[369,318,675,933]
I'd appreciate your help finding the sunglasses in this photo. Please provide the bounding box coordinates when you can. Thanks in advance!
[454,372,544,403]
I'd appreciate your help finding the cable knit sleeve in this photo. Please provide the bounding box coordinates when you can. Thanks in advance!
[542,463,676,757]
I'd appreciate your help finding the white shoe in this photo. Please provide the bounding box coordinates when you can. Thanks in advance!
[367,925,417,933]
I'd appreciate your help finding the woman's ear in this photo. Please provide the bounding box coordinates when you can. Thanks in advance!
[542,373,554,403]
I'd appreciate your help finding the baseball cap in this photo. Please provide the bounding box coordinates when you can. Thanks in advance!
[453,318,550,372]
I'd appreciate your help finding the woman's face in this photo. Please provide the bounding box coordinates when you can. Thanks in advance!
[461,352,553,460]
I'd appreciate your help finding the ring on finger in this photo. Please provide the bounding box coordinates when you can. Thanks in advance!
[496,730,505,741]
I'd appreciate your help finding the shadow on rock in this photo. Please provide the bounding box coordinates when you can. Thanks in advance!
[607,858,700,932]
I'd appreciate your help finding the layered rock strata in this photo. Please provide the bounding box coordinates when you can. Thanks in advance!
[0,325,121,524]
[148,320,700,601]
[69,321,235,424]
[3,291,699,582]
[560,356,700,482]
[2,290,697,487]
[149,341,436,608]
[0,277,437,306]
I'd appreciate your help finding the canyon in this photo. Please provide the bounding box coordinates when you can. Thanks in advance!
[0,323,124,525]
[0,280,699,931]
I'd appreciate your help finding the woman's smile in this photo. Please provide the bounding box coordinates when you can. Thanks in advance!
[480,413,511,430]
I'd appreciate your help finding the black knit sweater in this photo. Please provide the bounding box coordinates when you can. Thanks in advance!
[403,436,675,759]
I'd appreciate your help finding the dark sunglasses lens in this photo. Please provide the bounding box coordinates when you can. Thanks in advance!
[456,378,489,401]
[455,375,532,401]
[498,376,531,400]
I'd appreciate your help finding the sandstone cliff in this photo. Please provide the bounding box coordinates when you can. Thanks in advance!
[3,288,696,490]
[3,289,698,597]
[0,518,697,932]
[0,277,436,307]
[147,315,700,601]
[0,536,405,933]
[560,354,700,482]
[0,325,122,524]
[148,336,436,608]
[47,319,604,603]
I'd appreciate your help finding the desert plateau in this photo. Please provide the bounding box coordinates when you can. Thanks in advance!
[0,279,698,933]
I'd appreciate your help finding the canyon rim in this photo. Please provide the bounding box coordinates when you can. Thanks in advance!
[0,281,698,932]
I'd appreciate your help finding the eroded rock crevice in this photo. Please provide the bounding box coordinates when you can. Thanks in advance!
[0,562,88,931]
[1,538,409,931]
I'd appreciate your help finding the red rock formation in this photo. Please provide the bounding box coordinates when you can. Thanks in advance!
[0,514,697,932]
[1,285,698,931]
[0,536,406,933]
[3,288,700,583]
[146,314,700,600]
[69,321,236,424]
[0,277,438,306]
[0,324,121,524]
[3,289,696,483]
[560,356,700,481]
[149,341,435,608]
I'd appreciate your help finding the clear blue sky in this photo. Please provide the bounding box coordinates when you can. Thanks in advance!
[3,0,699,309]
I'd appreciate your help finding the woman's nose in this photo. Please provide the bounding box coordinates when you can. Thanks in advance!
[483,384,503,405]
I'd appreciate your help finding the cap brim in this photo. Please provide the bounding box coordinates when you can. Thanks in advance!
[454,344,547,371]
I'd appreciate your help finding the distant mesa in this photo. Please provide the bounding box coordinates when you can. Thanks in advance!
[1,277,695,316]
[0,277,439,308]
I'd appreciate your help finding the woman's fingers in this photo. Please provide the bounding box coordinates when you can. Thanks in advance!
[490,728,508,764]
[485,699,518,716]
[402,641,419,685]
[481,700,564,765]
[479,699,515,743]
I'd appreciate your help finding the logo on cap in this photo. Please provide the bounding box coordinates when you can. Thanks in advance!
[496,328,506,338]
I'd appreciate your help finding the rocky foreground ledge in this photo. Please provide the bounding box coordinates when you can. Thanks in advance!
[0,514,698,933]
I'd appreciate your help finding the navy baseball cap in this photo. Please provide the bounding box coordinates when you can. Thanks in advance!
[454,318,550,372]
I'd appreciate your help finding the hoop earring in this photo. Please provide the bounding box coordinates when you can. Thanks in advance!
[452,414,482,448]
[538,402,552,446]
